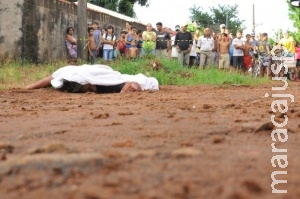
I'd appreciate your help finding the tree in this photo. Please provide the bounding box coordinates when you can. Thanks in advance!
[189,4,245,34]
[67,0,149,17]
[286,0,300,42]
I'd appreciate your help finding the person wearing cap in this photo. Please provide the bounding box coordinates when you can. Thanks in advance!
[197,27,214,69]
[220,24,226,34]
[171,25,180,59]
[155,22,171,58]
[249,32,258,68]
[174,23,193,67]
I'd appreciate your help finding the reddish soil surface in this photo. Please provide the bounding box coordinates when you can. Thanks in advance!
[0,83,299,199]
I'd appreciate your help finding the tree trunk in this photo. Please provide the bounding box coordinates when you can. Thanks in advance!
[77,0,87,61]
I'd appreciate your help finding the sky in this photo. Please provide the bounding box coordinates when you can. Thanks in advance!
[134,0,295,39]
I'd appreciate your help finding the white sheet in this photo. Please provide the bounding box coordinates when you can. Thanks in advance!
[51,64,159,91]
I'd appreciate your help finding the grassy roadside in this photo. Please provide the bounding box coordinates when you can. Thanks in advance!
[0,58,270,90]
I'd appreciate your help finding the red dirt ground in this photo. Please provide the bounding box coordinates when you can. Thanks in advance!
[0,83,299,199]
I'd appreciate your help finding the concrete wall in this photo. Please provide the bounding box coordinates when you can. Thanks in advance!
[0,0,146,63]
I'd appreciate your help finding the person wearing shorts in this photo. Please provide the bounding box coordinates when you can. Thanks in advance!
[254,33,271,77]
[217,33,230,70]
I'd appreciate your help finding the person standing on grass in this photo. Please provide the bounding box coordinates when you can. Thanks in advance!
[88,27,97,64]
[155,22,171,58]
[171,25,180,60]
[125,26,137,58]
[253,33,271,77]
[65,27,77,62]
[232,29,245,72]
[212,32,219,67]
[279,31,299,81]
[142,23,157,57]
[116,31,127,59]
[197,27,214,69]
[174,23,192,67]
[136,30,143,58]
[217,33,230,71]
[92,21,102,58]
[243,34,253,74]
[102,25,116,61]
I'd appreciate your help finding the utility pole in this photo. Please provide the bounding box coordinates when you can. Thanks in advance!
[226,12,228,28]
[252,4,255,34]
[77,0,87,61]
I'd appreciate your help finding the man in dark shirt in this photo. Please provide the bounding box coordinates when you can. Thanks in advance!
[174,23,193,67]
[155,22,171,58]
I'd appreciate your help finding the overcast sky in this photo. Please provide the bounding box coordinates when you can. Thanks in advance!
[134,0,295,39]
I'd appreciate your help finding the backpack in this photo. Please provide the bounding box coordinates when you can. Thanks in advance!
[104,33,115,41]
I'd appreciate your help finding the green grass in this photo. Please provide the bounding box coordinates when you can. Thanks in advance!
[0,58,270,90]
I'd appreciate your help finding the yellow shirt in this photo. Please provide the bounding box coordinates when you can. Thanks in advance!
[279,36,295,53]
[142,31,156,49]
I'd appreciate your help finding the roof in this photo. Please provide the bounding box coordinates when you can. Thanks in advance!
[72,1,146,26]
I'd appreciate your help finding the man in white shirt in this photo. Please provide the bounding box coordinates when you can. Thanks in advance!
[232,29,245,71]
[197,28,214,69]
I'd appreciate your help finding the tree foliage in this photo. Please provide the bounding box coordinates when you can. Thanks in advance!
[67,0,149,17]
[189,4,245,34]
[286,0,300,42]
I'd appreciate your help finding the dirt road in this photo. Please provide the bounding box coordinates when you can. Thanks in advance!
[0,83,299,199]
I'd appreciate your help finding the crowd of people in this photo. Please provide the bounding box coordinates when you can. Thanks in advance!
[65,21,300,81]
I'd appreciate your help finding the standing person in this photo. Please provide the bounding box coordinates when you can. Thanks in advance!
[65,27,77,63]
[128,40,138,59]
[136,30,143,58]
[125,21,132,33]
[232,29,245,71]
[174,23,193,67]
[217,33,230,71]
[249,32,258,64]
[295,42,300,80]
[142,23,157,57]
[155,22,171,58]
[189,32,197,67]
[102,25,116,61]
[220,24,226,34]
[171,25,180,60]
[194,28,201,66]
[92,21,102,58]
[116,31,127,59]
[125,26,137,58]
[253,33,271,77]
[279,31,295,55]
[212,32,219,67]
[87,27,97,64]
[243,34,253,73]
[197,27,214,69]
[279,31,298,81]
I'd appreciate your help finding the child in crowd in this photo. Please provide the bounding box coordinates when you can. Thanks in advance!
[102,25,116,61]
[128,40,138,59]
[137,30,143,58]
[88,27,97,64]
[117,31,127,59]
